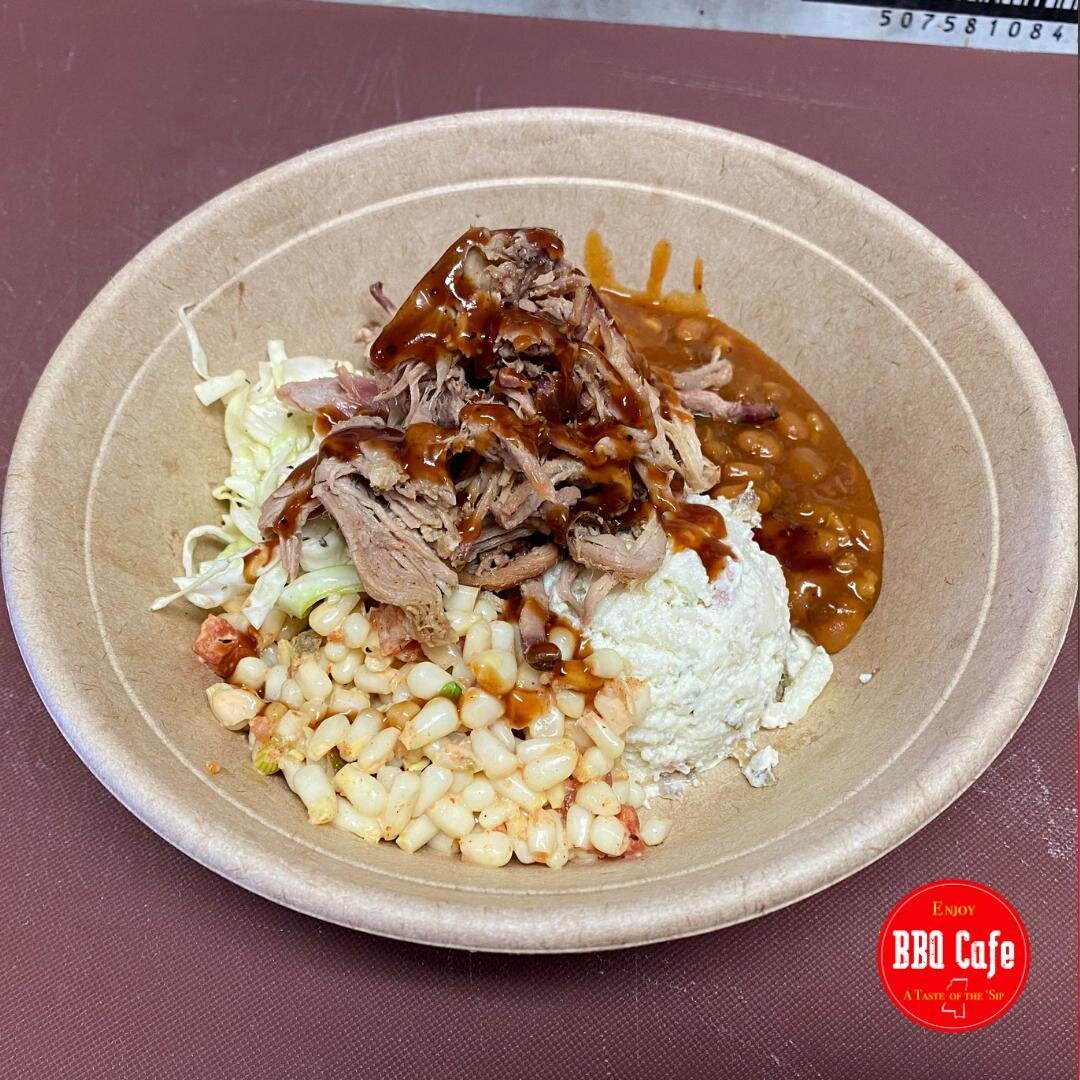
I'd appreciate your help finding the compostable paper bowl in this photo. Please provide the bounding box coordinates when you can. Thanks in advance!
[4,110,1075,951]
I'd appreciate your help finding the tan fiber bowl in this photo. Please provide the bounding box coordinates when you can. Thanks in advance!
[4,110,1075,952]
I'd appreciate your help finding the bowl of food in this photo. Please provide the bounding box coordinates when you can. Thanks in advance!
[4,110,1074,951]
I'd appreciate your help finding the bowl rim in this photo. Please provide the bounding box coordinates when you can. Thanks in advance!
[4,108,1076,952]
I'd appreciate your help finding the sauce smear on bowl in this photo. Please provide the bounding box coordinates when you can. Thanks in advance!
[586,233,883,653]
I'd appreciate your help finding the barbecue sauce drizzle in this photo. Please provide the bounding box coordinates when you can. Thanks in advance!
[270,227,686,561]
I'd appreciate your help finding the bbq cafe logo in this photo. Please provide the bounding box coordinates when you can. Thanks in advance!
[876,879,1030,1032]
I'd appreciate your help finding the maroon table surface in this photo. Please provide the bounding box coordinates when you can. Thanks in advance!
[1,3,1076,1078]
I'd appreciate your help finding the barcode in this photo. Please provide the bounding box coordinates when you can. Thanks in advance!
[806,0,1077,21]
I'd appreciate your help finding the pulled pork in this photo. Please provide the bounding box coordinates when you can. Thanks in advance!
[258,227,769,643]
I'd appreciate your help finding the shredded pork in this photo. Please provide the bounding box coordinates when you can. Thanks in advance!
[257,227,774,643]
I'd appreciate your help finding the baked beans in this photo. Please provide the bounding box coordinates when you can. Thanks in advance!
[735,429,784,460]
[600,290,883,654]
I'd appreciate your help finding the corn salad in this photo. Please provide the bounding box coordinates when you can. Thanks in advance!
[207,585,672,867]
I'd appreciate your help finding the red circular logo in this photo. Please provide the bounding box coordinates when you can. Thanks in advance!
[877,879,1030,1032]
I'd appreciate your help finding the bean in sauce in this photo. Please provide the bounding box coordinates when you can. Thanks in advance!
[585,232,883,653]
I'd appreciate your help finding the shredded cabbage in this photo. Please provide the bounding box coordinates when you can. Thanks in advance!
[278,565,362,618]
[179,305,210,378]
[300,523,349,572]
[151,554,249,611]
[244,561,289,629]
[153,309,359,618]
[195,369,247,406]
[180,525,237,577]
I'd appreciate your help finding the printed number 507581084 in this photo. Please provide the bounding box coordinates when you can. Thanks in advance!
[878,9,1066,40]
